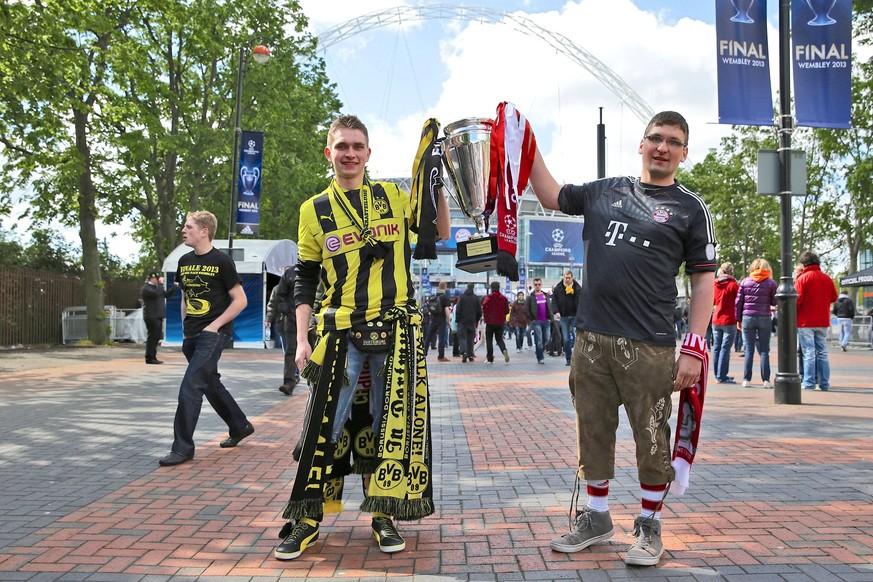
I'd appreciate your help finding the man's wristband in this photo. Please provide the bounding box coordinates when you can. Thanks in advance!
[680,332,707,360]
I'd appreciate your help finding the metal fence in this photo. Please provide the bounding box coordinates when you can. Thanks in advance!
[0,267,141,347]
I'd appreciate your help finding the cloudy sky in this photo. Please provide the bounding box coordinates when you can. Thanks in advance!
[5,0,794,261]
[298,0,782,181]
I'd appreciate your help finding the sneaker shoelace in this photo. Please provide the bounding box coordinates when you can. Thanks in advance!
[284,522,313,544]
[633,518,655,547]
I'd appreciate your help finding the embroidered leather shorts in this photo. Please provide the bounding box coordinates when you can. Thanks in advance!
[568,330,676,485]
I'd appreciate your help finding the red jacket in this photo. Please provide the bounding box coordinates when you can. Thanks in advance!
[482,291,510,326]
[796,264,838,328]
[712,275,739,325]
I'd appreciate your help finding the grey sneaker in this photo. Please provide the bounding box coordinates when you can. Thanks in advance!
[625,516,663,566]
[550,507,614,552]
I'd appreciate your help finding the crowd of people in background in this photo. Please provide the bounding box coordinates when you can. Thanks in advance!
[414,270,590,365]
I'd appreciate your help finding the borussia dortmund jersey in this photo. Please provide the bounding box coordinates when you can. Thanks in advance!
[559,176,717,345]
[297,180,415,332]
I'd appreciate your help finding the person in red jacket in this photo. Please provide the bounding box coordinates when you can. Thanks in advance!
[482,281,511,363]
[796,251,838,391]
[711,262,739,383]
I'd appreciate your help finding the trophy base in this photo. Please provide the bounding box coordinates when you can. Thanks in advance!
[456,236,498,274]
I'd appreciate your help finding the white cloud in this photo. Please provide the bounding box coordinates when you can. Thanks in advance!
[301,0,737,183]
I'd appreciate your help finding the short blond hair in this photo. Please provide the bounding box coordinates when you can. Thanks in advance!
[749,258,771,272]
[186,211,217,241]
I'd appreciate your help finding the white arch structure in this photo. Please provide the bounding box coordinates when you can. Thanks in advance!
[315,4,655,125]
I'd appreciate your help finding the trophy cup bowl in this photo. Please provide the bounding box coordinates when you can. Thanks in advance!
[730,0,756,23]
[443,118,498,273]
[805,0,837,26]
[240,166,260,196]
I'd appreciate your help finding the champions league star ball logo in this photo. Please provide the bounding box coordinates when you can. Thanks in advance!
[551,228,565,247]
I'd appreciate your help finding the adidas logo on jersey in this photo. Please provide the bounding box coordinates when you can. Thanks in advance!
[611,200,623,208]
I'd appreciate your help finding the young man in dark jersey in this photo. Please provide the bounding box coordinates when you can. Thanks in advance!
[158,210,254,467]
[528,111,717,566]
[274,115,450,560]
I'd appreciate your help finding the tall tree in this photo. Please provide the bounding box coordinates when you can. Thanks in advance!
[0,0,341,342]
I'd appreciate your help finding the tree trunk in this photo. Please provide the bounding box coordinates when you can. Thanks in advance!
[74,108,107,344]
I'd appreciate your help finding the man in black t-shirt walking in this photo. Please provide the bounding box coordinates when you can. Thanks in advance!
[529,111,717,567]
[158,210,254,467]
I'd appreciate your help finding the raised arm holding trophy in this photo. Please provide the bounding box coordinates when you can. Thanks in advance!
[440,102,536,280]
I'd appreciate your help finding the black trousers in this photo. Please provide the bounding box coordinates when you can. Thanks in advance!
[144,317,163,362]
[280,315,298,385]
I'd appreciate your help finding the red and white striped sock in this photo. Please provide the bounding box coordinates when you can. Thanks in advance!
[586,480,609,512]
[640,482,667,520]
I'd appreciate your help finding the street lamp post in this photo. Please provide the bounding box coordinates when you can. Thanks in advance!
[228,43,271,252]
[774,0,802,404]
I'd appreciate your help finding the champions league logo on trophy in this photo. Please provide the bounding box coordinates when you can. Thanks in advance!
[442,118,499,273]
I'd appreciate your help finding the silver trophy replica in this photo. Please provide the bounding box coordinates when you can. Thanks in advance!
[442,118,498,273]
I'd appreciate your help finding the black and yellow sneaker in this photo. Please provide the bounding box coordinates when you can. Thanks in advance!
[372,516,406,553]
[274,518,319,560]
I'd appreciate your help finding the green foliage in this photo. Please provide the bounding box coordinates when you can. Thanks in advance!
[0,228,81,275]
[678,127,782,278]
[1,0,341,266]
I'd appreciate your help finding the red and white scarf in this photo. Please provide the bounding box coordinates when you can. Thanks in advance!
[489,102,536,281]
[671,332,709,496]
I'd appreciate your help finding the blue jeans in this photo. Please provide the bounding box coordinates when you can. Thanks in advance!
[532,320,551,362]
[742,315,772,383]
[798,327,830,390]
[513,326,527,350]
[330,342,388,442]
[173,331,249,456]
[838,318,852,347]
[711,324,737,381]
[559,316,576,363]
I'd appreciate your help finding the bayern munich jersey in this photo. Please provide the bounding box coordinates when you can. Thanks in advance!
[558,176,717,346]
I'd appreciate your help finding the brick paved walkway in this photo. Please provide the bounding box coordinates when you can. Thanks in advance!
[0,342,871,581]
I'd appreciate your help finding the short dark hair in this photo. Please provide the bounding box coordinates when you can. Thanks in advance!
[490,281,500,292]
[798,251,820,267]
[644,111,689,145]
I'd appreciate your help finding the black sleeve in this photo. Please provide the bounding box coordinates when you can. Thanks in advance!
[294,260,321,308]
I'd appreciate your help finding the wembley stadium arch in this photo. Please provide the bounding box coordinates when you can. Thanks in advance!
[315,4,654,124]
[314,5,656,289]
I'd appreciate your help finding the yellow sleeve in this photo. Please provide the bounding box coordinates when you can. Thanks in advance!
[297,199,322,263]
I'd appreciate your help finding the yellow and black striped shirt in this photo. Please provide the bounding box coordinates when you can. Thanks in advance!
[297,179,415,332]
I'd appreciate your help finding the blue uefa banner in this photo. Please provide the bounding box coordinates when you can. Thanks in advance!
[236,130,264,236]
[528,219,584,264]
[792,0,852,128]
[715,0,774,126]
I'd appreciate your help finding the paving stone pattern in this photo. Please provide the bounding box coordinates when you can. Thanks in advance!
[0,342,871,581]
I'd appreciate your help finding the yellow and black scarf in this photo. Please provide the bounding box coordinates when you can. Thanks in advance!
[282,307,434,522]
[410,118,443,260]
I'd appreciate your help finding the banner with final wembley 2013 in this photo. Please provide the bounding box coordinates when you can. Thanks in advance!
[236,130,264,236]
[715,0,852,129]
[716,0,774,126]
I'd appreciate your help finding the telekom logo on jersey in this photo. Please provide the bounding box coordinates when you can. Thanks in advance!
[605,220,629,247]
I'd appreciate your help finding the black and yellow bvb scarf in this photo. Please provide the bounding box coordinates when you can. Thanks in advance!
[281,306,434,523]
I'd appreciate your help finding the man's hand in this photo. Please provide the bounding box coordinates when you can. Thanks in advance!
[673,353,701,392]
[295,342,312,372]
